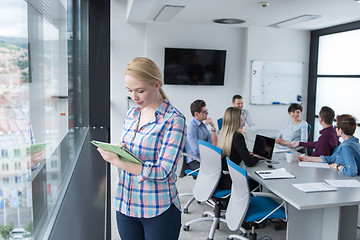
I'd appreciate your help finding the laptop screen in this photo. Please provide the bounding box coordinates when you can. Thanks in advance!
[252,134,276,160]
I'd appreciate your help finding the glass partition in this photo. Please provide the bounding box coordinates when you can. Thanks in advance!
[0,0,89,239]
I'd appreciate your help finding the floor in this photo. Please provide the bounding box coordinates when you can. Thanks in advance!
[111,166,360,240]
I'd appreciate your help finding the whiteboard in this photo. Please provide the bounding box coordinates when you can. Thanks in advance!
[250,61,304,105]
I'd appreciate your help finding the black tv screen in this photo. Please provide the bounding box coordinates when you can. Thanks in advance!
[164,48,226,85]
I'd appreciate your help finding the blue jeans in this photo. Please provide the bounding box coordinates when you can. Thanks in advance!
[116,204,181,240]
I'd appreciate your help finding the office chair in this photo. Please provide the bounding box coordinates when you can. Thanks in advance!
[178,151,200,214]
[217,118,223,131]
[182,140,231,240]
[225,157,287,240]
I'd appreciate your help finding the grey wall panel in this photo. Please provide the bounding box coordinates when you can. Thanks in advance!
[49,128,109,240]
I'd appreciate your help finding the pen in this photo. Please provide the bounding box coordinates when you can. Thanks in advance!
[258,171,271,174]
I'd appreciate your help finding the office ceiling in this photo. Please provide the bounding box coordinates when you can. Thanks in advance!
[126,0,360,30]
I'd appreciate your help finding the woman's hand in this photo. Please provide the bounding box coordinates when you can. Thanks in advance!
[276,138,290,146]
[97,148,120,165]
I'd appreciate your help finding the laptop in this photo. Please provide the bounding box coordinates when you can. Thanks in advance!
[252,134,276,161]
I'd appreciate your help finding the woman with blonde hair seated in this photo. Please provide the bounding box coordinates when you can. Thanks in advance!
[217,107,260,190]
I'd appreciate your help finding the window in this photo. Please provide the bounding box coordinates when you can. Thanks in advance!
[309,22,360,140]
[0,0,89,238]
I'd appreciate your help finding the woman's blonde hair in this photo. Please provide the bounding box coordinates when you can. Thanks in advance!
[217,107,242,157]
[124,57,167,99]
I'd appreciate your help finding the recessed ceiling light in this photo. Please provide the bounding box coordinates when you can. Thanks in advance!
[213,18,245,24]
[153,5,185,22]
[354,0,360,3]
[268,15,321,28]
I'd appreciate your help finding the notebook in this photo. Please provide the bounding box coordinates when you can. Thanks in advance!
[252,134,276,161]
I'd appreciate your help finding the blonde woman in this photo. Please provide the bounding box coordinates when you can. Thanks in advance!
[217,107,260,190]
[97,57,186,240]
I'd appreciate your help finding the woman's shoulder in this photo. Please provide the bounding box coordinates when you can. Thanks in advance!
[162,101,186,124]
[233,131,245,141]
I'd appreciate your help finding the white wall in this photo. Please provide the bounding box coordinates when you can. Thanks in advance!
[245,27,310,130]
[111,0,310,142]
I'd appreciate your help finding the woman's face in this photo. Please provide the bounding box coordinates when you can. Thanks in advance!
[125,74,159,109]
[290,109,302,121]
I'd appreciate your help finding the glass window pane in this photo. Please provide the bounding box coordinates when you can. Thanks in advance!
[318,29,360,75]
[0,0,33,232]
[315,77,360,122]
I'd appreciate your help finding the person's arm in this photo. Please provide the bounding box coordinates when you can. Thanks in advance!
[311,134,332,156]
[276,137,291,147]
[337,145,358,176]
[298,141,316,148]
[139,115,186,182]
[97,147,143,175]
[233,133,258,167]
[297,155,322,163]
[205,118,217,146]
[187,122,200,158]
[300,121,309,142]
[244,110,256,129]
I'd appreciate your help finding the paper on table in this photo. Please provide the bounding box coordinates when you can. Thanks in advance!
[273,146,289,153]
[293,182,337,193]
[325,179,360,188]
[298,162,330,169]
[91,140,143,164]
[255,168,295,179]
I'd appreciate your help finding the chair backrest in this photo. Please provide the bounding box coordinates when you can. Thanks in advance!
[225,157,250,231]
[217,118,223,131]
[192,140,222,202]
[176,147,186,178]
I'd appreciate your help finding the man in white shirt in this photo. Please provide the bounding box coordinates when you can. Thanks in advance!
[232,95,256,134]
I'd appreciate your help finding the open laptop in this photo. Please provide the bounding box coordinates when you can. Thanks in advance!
[252,134,276,161]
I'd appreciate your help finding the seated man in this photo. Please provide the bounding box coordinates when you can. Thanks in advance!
[185,99,217,170]
[298,114,360,176]
[292,106,339,156]
[232,95,255,134]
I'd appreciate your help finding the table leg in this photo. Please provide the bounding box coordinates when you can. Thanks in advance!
[286,204,358,240]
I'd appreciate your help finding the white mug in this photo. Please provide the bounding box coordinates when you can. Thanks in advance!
[286,151,296,162]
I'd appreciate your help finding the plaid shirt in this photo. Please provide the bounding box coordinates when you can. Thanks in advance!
[114,99,186,218]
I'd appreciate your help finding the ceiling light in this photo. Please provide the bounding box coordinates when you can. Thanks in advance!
[268,15,321,28]
[213,18,246,24]
[153,5,185,22]
[354,0,360,3]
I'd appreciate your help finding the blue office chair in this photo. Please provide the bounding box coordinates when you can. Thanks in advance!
[226,157,287,240]
[183,140,231,240]
[217,118,223,131]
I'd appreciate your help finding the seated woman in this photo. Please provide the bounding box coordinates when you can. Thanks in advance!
[217,107,260,190]
[276,103,308,147]
[298,114,360,176]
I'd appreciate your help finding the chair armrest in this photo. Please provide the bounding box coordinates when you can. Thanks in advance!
[186,168,199,176]
[182,152,201,162]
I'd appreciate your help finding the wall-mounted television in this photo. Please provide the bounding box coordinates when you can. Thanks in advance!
[164,47,226,85]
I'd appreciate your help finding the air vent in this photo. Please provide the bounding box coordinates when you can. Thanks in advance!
[213,18,245,24]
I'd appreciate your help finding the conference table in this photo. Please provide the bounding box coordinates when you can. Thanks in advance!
[243,129,360,240]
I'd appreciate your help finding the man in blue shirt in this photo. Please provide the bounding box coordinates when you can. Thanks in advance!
[185,99,217,170]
